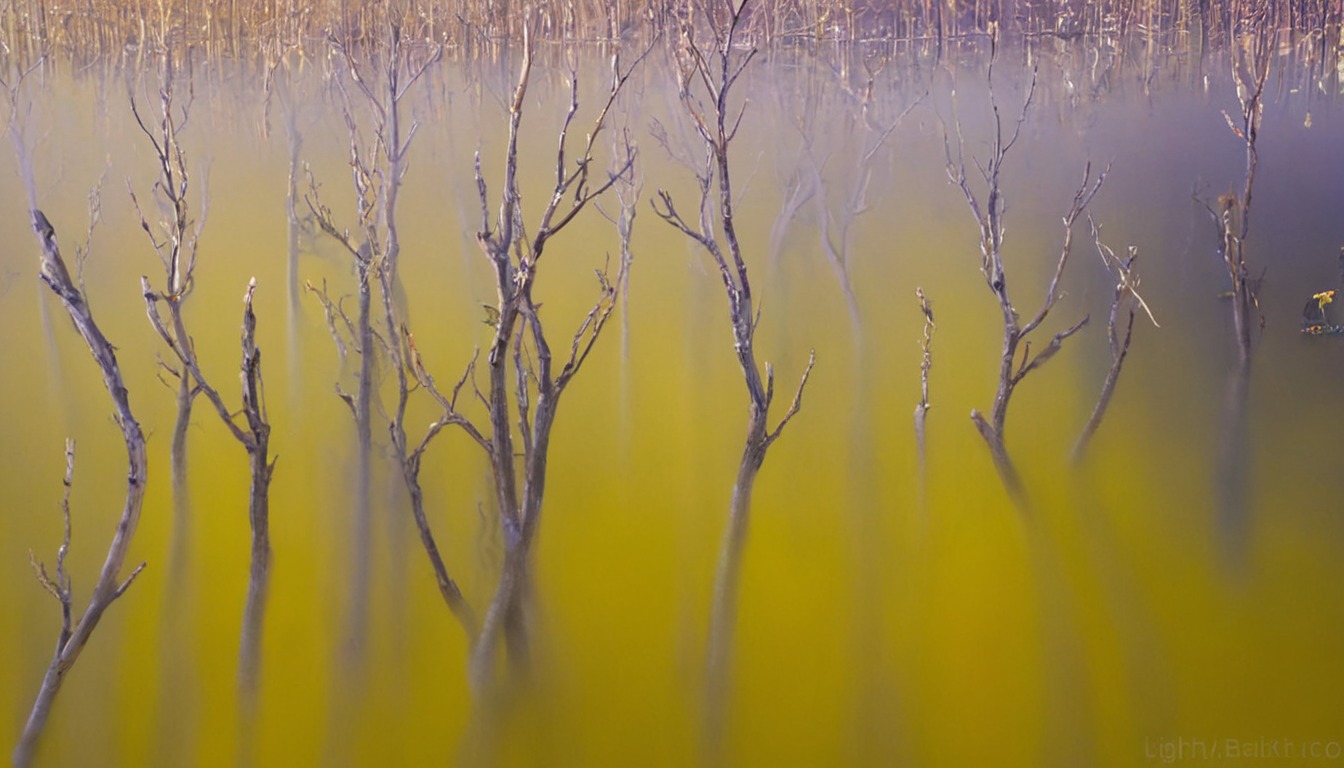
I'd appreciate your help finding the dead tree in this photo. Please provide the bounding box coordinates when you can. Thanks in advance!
[460,27,648,695]
[306,26,477,641]
[1209,34,1269,363]
[13,209,149,768]
[943,46,1106,499]
[307,23,647,697]
[596,97,644,365]
[593,99,645,462]
[133,63,276,714]
[303,30,423,661]
[128,59,204,587]
[1202,31,1270,564]
[799,56,921,342]
[651,0,816,754]
[1072,218,1157,460]
[261,47,310,382]
[5,61,148,767]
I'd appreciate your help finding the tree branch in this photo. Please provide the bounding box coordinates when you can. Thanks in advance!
[15,208,150,768]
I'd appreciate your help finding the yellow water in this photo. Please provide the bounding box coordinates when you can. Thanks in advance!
[3,45,1344,766]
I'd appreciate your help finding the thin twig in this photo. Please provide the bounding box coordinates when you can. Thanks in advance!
[914,287,935,467]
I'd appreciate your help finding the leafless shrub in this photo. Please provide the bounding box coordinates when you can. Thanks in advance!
[652,0,816,756]
[307,24,477,644]
[305,17,649,706]
[302,29,431,660]
[125,56,202,588]
[1200,29,1271,563]
[1072,218,1157,461]
[134,52,276,718]
[943,40,1107,500]
[460,22,650,695]
[791,55,922,340]
[1206,32,1270,359]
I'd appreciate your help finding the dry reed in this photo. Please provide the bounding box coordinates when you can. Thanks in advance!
[2,0,1337,73]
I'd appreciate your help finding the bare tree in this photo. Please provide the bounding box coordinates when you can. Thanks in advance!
[123,57,203,610]
[5,61,149,768]
[461,26,648,695]
[796,56,921,341]
[943,44,1106,499]
[306,25,477,640]
[301,227,377,664]
[303,28,431,661]
[651,0,816,755]
[307,21,648,701]
[261,46,312,386]
[596,97,645,365]
[134,57,276,718]
[128,70,204,590]
[1072,218,1157,460]
[1211,35,1269,362]
[1202,31,1270,564]
[13,208,150,768]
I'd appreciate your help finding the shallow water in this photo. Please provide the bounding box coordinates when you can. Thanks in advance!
[2,37,1344,767]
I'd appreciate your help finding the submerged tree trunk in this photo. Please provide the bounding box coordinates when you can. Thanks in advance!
[155,363,197,767]
[467,298,523,694]
[1211,33,1268,569]
[285,104,304,394]
[468,389,557,693]
[651,2,816,758]
[973,316,1026,499]
[469,544,530,692]
[145,274,276,734]
[704,408,767,755]
[345,266,375,663]
[169,370,195,580]
[1215,317,1254,566]
[236,443,273,766]
[457,22,646,705]
[398,451,475,633]
[238,448,273,702]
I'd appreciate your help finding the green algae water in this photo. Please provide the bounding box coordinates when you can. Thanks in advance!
[2,36,1344,767]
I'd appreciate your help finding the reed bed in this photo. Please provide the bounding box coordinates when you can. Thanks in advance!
[1,0,1340,71]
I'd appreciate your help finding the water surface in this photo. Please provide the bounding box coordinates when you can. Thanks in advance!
[2,38,1343,766]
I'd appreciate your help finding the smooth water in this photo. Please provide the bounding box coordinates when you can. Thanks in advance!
[2,38,1344,766]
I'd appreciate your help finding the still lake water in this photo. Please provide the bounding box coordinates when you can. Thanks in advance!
[2,37,1344,766]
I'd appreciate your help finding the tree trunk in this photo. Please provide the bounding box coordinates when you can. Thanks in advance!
[703,407,768,761]
[238,448,273,702]
[168,370,194,584]
[345,269,375,663]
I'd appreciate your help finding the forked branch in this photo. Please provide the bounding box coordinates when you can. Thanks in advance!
[132,53,275,714]
[464,16,651,695]
[1073,217,1157,460]
[942,50,1107,499]
[15,209,149,768]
